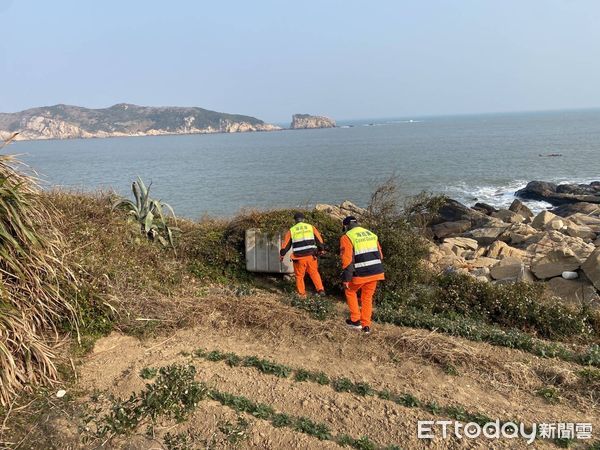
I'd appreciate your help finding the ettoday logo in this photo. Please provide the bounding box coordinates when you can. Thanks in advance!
[417,420,593,444]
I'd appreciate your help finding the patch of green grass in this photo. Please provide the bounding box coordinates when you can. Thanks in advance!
[293,417,332,440]
[224,352,242,367]
[218,416,250,444]
[536,386,560,404]
[578,367,600,381]
[139,367,158,380]
[242,356,292,378]
[395,393,420,408]
[206,350,226,361]
[272,412,293,428]
[332,377,354,393]
[98,364,207,436]
[294,368,330,385]
[375,306,600,368]
[353,382,375,397]
[208,388,386,447]
[289,294,334,320]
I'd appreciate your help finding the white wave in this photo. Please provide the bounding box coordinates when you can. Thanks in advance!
[443,177,599,213]
[443,180,547,212]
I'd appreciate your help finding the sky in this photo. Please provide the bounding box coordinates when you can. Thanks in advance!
[1,0,600,122]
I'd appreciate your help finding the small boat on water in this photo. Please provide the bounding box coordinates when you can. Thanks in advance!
[538,153,563,157]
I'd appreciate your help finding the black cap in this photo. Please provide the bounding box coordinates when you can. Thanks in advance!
[294,212,305,222]
[342,216,358,226]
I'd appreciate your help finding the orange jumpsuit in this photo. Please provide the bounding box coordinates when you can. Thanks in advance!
[280,226,325,296]
[340,234,384,327]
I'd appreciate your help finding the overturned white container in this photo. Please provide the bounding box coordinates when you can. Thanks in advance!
[561,271,578,280]
[245,229,294,274]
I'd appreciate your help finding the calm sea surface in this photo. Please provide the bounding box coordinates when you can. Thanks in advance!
[13,109,600,219]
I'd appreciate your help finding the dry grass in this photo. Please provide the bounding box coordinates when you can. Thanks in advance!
[0,153,78,406]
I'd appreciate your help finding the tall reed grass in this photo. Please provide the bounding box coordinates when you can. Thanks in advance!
[0,142,79,405]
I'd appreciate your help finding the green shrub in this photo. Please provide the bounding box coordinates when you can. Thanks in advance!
[290,294,333,320]
[99,364,206,436]
[537,386,560,404]
[379,272,599,342]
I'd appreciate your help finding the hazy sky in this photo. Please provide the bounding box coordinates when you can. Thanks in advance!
[1,0,599,122]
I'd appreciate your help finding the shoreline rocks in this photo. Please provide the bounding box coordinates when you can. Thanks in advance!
[516,180,600,205]
[315,184,600,309]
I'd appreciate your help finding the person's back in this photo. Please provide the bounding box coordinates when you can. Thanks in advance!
[339,216,384,334]
[280,212,326,297]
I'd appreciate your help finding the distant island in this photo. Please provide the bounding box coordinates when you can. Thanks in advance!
[0,105,340,141]
[290,113,336,129]
[0,103,282,141]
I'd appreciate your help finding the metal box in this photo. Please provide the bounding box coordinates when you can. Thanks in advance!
[245,229,294,274]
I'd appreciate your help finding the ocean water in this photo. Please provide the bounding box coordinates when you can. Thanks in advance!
[12,109,600,220]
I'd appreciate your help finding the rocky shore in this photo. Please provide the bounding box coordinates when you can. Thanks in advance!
[317,181,600,310]
[0,103,281,141]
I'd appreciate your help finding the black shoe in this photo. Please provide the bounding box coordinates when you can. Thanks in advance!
[316,290,326,296]
[345,319,362,330]
[362,326,371,335]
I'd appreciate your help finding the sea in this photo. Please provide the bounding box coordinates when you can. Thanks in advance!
[12,109,600,220]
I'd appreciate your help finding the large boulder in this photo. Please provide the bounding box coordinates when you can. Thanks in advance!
[490,257,527,281]
[469,257,501,268]
[472,202,498,215]
[552,202,600,217]
[582,247,600,290]
[565,223,597,241]
[443,237,479,251]
[467,226,510,246]
[567,213,600,233]
[432,220,472,239]
[531,210,559,230]
[435,199,491,227]
[315,200,366,221]
[509,199,534,219]
[531,249,583,279]
[491,209,525,224]
[486,240,530,261]
[526,231,595,262]
[516,181,600,206]
[499,223,540,245]
[547,277,600,308]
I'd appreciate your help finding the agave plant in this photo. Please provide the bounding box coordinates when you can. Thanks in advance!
[113,177,178,249]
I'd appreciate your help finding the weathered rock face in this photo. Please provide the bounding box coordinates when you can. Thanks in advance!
[508,199,534,219]
[490,257,526,281]
[516,180,600,205]
[531,249,583,279]
[431,220,472,239]
[491,209,525,224]
[582,247,600,290]
[290,114,336,129]
[547,277,600,308]
[552,202,600,217]
[314,200,366,221]
[0,103,281,141]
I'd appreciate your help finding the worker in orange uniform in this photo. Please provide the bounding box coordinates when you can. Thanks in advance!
[280,212,326,297]
[340,216,384,334]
